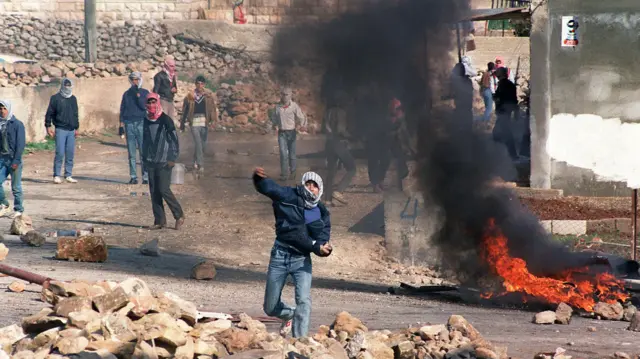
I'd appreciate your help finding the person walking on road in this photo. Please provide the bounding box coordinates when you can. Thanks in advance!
[153,55,179,126]
[323,91,355,206]
[180,75,218,176]
[142,93,185,230]
[45,77,79,184]
[253,167,332,338]
[119,71,150,185]
[0,100,25,218]
[271,88,307,181]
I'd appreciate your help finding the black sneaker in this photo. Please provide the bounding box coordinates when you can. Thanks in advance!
[128,178,138,185]
[142,179,148,185]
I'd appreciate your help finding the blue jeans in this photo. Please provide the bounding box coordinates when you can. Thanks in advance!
[53,128,75,178]
[263,245,312,338]
[0,159,23,212]
[481,88,494,122]
[125,121,148,181]
[278,130,297,177]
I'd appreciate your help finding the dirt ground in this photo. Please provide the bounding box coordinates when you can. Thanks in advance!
[0,131,638,358]
[523,197,635,221]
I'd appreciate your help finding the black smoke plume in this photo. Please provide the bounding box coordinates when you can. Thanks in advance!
[269,0,607,284]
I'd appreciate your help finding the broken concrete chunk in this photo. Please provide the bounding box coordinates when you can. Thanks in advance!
[11,351,34,359]
[214,328,252,354]
[20,230,46,247]
[55,336,89,355]
[54,296,93,317]
[101,312,137,342]
[132,340,159,359]
[11,214,33,235]
[593,302,624,321]
[32,327,60,349]
[8,281,26,293]
[623,303,637,322]
[21,308,67,333]
[161,292,198,326]
[56,236,108,263]
[555,303,573,325]
[175,336,195,359]
[0,243,8,261]
[331,311,368,335]
[85,340,136,357]
[533,311,556,325]
[419,324,446,340]
[139,238,160,257]
[67,310,101,330]
[143,324,188,347]
[447,315,481,341]
[118,277,153,300]
[194,319,233,337]
[193,339,217,356]
[191,261,217,280]
[627,312,640,332]
[392,340,415,359]
[0,324,27,349]
[93,287,129,314]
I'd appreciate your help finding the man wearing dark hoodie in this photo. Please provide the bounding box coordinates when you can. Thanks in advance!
[253,168,332,338]
[0,100,25,218]
[45,77,79,184]
[119,72,149,185]
[142,93,185,231]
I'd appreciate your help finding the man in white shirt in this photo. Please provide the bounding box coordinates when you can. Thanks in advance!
[271,88,307,181]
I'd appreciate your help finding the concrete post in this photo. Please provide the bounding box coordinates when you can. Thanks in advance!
[84,0,97,63]
[529,0,552,189]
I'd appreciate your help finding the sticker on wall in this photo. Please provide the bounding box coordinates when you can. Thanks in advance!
[562,16,579,47]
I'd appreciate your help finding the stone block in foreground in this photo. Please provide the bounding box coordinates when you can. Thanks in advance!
[55,236,108,263]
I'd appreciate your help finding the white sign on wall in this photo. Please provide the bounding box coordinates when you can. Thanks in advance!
[562,16,579,47]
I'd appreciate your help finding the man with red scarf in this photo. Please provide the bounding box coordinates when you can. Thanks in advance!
[142,93,185,230]
[153,56,178,125]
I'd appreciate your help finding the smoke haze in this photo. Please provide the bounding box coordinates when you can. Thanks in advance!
[270,0,598,284]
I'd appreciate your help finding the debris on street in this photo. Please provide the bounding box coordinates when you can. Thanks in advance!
[10,215,33,236]
[55,236,108,263]
[0,244,8,261]
[139,238,160,257]
[20,231,46,247]
[191,261,217,280]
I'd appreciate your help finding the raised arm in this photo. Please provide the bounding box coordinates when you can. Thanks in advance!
[253,167,296,202]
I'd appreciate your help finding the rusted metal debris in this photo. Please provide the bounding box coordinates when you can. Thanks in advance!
[0,263,55,289]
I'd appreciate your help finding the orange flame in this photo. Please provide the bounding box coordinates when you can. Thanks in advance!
[481,220,629,311]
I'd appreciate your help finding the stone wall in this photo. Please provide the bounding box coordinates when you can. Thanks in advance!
[0,0,207,22]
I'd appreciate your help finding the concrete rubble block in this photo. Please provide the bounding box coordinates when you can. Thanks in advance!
[21,308,67,334]
[593,302,624,321]
[0,324,27,352]
[85,340,136,357]
[214,328,252,354]
[419,324,446,340]
[8,281,26,293]
[55,336,89,355]
[555,303,573,325]
[191,261,217,280]
[627,311,640,331]
[32,327,60,348]
[101,312,137,342]
[331,311,368,336]
[623,303,637,322]
[55,236,108,263]
[93,287,130,314]
[139,238,160,257]
[11,214,34,236]
[193,319,233,338]
[49,280,105,298]
[392,340,415,359]
[20,231,46,247]
[447,315,481,341]
[142,322,188,347]
[533,311,556,324]
[54,296,93,317]
[174,336,195,359]
[160,292,198,326]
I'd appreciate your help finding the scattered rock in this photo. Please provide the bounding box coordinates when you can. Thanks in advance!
[191,261,217,280]
[10,214,33,235]
[93,287,129,314]
[622,303,637,322]
[587,326,597,332]
[555,303,573,325]
[392,340,414,359]
[55,236,108,262]
[614,352,631,359]
[447,315,481,341]
[55,336,88,355]
[627,312,640,332]
[0,243,7,261]
[8,281,26,293]
[20,231,46,247]
[139,238,160,257]
[593,302,624,321]
[21,308,67,333]
[419,324,445,340]
[332,311,368,335]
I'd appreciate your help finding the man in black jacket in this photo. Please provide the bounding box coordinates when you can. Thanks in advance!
[45,77,79,184]
[493,67,519,160]
[119,72,150,185]
[153,56,178,125]
[142,93,185,231]
[0,100,26,218]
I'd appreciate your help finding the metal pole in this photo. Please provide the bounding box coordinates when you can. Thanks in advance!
[0,263,54,288]
[84,0,97,63]
[632,189,638,260]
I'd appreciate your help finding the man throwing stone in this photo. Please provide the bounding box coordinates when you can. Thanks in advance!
[45,78,79,184]
[0,100,25,218]
[253,167,332,338]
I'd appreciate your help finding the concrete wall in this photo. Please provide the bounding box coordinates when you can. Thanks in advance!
[0,0,206,22]
[0,73,154,143]
[531,0,640,196]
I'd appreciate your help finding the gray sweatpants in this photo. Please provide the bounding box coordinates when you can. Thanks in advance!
[192,126,208,168]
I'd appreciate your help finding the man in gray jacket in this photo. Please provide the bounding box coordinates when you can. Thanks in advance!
[271,88,307,181]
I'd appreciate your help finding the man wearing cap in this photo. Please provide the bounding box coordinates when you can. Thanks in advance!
[45,77,79,184]
[271,88,307,181]
[180,75,218,176]
[153,56,178,125]
[119,72,150,185]
[0,100,25,218]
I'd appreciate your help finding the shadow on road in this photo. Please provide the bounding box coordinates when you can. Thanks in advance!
[349,202,384,236]
[73,176,127,184]
[43,217,142,229]
[99,141,127,149]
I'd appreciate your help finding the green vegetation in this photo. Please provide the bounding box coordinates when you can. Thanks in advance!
[25,138,55,152]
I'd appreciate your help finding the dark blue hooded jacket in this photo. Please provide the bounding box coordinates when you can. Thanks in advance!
[253,174,331,256]
[119,86,150,123]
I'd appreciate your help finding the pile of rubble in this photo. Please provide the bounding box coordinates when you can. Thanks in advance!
[533,301,640,332]
[0,276,509,359]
